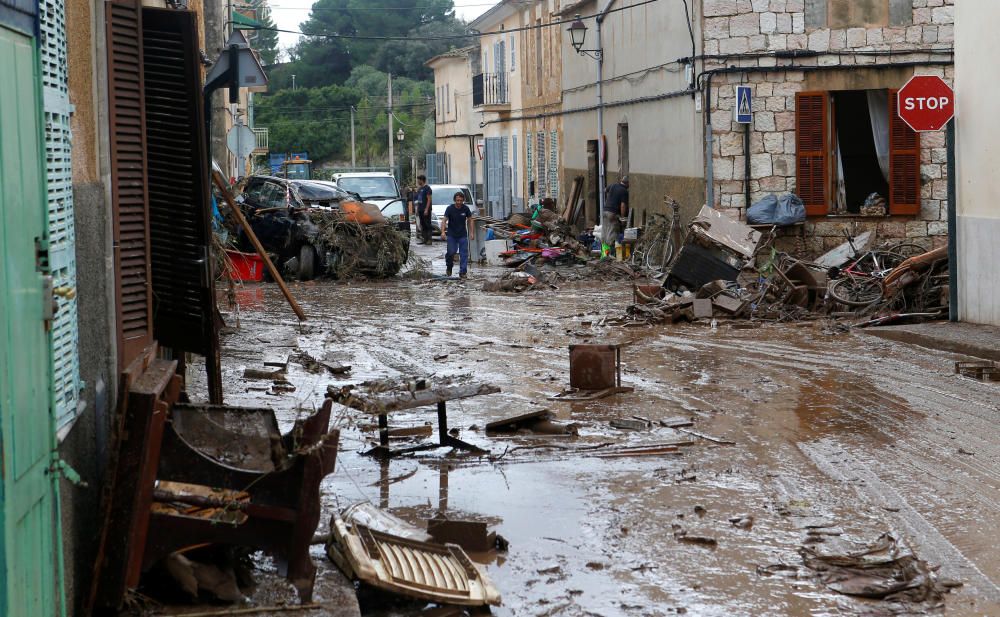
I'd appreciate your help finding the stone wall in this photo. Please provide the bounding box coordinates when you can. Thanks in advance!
[703,0,954,254]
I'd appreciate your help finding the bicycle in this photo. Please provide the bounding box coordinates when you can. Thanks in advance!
[631,197,684,273]
[826,234,920,307]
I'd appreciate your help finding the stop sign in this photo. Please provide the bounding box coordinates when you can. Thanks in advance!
[897,75,955,132]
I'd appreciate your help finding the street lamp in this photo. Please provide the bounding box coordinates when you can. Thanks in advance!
[567,13,607,218]
[396,128,405,142]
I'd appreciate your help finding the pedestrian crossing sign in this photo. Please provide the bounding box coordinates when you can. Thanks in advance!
[734,85,752,124]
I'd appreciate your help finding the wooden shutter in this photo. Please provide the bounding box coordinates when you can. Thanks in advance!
[795,92,828,216]
[106,0,153,369]
[142,7,222,403]
[888,89,920,215]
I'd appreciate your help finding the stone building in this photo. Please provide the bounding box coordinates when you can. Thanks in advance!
[701,0,954,253]
[426,47,482,191]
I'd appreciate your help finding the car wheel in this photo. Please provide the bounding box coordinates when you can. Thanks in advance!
[298,244,316,281]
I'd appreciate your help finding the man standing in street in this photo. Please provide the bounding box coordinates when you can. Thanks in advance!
[415,175,433,244]
[601,175,629,258]
[440,191,475,278]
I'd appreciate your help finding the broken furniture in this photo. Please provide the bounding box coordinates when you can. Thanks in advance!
[329,379,500,457]
[548,344,634,401]
[146,401,339,602]
[955,360,1000,382]
[327,505,501,608]
[87,362,339,612]
[485,409,578,435]
[665,205,762,292]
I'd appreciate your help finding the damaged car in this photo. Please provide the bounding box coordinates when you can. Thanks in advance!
[237,176,410,280]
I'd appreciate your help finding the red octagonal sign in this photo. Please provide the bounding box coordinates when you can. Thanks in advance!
[897,75,955,132]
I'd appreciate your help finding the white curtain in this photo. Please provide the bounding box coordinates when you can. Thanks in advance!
[835,138,847,213]
[867,89,890,182]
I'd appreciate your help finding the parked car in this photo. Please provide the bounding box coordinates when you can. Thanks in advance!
[236,175,409,280]
[330,172,401,211]
[427,184,476,237]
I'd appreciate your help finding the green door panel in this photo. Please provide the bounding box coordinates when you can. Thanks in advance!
[0,24,62,617]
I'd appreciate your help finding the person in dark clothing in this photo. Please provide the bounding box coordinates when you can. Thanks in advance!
[414,175,433,244]
[601,176,629,257]
[440,191,475,278]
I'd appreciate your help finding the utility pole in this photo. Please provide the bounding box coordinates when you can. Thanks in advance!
[387,72,394,178]
[350,106,356,168]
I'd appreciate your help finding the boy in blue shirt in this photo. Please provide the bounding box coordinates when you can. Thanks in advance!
[440,191,475,278]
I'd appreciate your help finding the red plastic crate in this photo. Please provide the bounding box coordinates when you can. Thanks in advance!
[226,250,264,282]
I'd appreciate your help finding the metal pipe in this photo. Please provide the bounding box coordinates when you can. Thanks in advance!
[744,121,751,215]
[946,118,958,321]
[704,73,714,209]
[596,20,606,215]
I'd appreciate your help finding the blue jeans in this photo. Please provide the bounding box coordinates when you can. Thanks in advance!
[446,235,469,274]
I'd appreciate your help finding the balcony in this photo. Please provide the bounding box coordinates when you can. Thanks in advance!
[252,127,269,154]
[472,72,509,111]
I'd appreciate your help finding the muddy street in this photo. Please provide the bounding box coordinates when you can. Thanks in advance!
[189,241,1000,617]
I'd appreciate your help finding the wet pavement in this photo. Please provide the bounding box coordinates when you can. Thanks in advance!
[188,240,1000,616]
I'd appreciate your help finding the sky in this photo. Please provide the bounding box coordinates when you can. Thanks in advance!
[267,1,494,55]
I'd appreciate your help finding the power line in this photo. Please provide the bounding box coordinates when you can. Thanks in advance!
[269,2,505,10]
[247,0,658,42]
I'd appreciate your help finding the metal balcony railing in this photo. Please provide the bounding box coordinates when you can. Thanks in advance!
[472,72,508,107]
[252,127,269,153]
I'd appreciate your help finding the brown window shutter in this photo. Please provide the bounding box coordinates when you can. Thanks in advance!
[888,89,920,215]
[106,0,153,369]
[142,7,222,403]
[795,92,828,216]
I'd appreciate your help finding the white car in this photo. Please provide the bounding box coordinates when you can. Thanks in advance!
[427,184,476,237]
[331,172,401,211]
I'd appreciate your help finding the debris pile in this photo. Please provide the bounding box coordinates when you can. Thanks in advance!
[480,206,591,267]
[799,532,960,604]
[311,213,410,278]
[482,250,645,293]
[623,206,950,326]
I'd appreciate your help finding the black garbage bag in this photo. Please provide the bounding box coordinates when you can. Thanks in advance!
[747,193,806,226]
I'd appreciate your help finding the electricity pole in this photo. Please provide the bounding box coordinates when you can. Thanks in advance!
[387,73,394,178]
[350,106,356,168]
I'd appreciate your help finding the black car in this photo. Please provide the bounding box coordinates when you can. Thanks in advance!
[237,176,409,280]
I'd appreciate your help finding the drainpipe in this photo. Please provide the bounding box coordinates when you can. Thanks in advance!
[704,73,715,208]
[946,118,957,321]
[595,0,617,216]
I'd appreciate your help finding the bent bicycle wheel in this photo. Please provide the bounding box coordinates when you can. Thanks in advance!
[829,276,883,307]
[644,235,674,272]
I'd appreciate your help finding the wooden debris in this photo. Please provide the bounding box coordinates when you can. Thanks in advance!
[242,367,284,380]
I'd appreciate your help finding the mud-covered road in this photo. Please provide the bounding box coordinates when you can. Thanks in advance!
[191,241,1000,616]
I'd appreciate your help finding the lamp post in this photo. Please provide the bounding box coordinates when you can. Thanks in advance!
[567,14,606,219]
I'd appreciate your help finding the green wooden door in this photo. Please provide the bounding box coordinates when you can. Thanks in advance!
[0,23,63,617]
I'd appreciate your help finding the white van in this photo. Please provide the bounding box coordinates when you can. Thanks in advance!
[331,172,402,211]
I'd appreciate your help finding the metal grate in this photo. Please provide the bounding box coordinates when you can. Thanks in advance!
[548,130,559,199]
[41,0,81,430]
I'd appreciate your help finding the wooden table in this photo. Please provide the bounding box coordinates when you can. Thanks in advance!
[329,381,500,458]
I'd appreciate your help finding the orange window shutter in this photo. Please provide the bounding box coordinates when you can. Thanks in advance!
[795,92,828,216]
[889,89,920,215]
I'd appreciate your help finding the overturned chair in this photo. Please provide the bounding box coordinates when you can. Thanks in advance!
[143,399,339,601]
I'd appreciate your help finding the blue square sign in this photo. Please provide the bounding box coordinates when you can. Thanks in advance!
[734,86,752,124]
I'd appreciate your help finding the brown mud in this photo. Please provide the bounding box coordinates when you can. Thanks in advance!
[188,242,1000,617]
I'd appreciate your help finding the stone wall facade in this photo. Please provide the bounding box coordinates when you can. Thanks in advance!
[702,0,954,254]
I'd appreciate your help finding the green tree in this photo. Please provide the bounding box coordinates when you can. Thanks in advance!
[250,0,280,65]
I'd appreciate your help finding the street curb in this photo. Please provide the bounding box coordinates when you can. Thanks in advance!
[860,323,1000,362]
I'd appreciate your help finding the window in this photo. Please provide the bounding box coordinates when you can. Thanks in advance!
[446,84,450,116]
[526,134,534,196]
[796,90,918,216]
[618,123,629,177]
[537,131,547,197]
[510,32,515,73]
